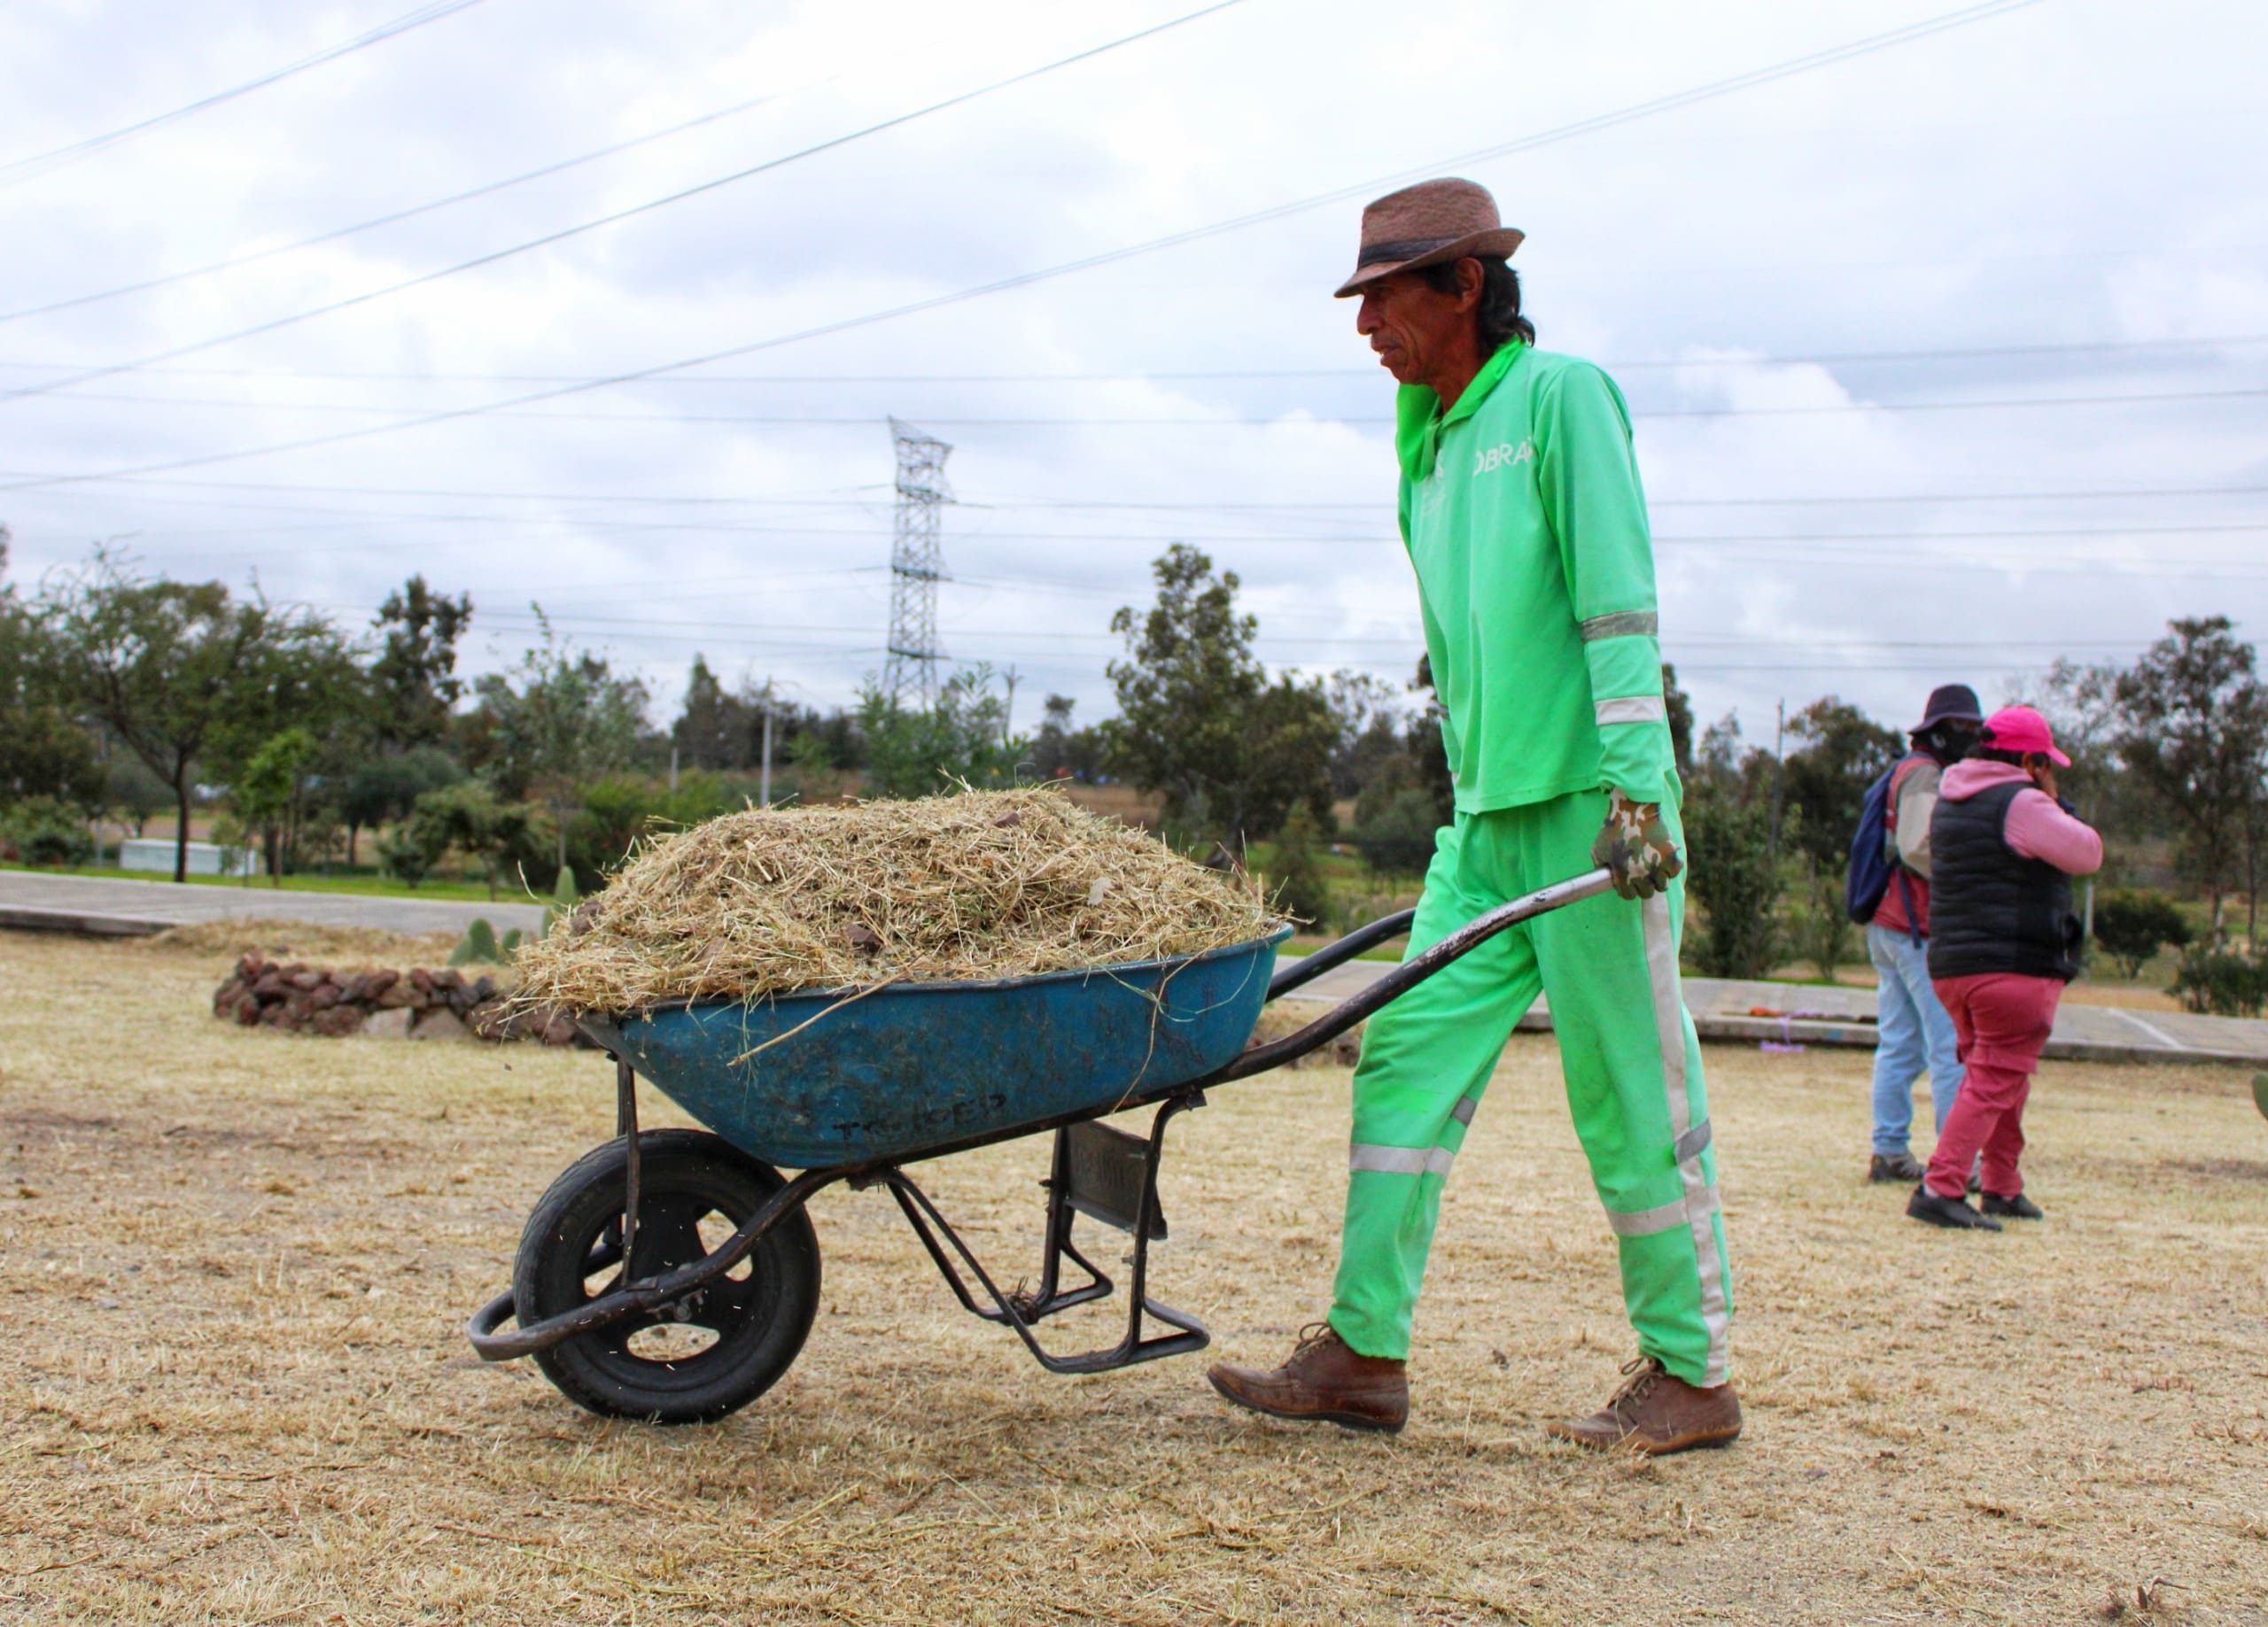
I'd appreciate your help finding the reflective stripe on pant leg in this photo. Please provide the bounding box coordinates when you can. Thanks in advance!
[1643,890,1732,1386]
[1349,1143,1456,1177]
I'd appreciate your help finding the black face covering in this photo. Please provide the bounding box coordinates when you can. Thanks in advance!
[1919,722,1981,765]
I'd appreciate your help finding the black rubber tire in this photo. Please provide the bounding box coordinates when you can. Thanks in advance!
[513,1128,820,1424]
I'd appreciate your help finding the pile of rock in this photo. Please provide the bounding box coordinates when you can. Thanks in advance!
[210,952,588,1046]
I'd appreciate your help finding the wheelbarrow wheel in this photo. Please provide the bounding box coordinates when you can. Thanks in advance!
[514,1127,820,1424]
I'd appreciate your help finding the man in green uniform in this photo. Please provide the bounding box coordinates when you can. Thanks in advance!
[1207,178,1741,1454]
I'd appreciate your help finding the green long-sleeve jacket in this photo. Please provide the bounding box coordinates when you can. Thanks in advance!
[1394,340,1675,812]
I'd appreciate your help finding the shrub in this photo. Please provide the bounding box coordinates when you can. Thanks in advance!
[1351,785,1443,879]
[376,826,436,887]
[2092,889,2192,979]
[0,796,95,867]
[2168,946,2268,1018]
[1682,781,1783,980]
[1787,856,1854,981]
[1263,807,1332,926]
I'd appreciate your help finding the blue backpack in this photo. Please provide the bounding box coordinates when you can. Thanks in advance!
[1846,760,1919,936]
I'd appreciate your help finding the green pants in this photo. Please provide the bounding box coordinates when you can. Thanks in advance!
[1327,791,1732,1386]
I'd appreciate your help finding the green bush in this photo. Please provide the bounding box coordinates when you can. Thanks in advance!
[2168,946,2268,1018]
[0,796,95,867]
[376,826,436,887]
[1682,781,1783,980]
[1262,807,1332,926]
[1351,785,1442,879]
[2092,888,2192,979]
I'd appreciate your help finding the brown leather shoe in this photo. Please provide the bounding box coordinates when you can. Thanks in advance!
[1544,1355,1743,1455]
[1207,1322,1408,1434]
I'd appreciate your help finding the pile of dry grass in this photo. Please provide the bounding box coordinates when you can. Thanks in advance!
[511,786,1276,1015]
[140,918,456,966]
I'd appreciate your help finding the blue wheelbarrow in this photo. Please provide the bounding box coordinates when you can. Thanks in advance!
[468,868,1612,1422]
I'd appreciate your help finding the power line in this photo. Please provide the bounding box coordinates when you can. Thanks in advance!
[0,0,492,189]
[21,383,2268,424]
[10,468,2267,515]
[0,3,1067,327]
[8,331,2264,382]
[0,0,2048,492]
[0,1,1247,404]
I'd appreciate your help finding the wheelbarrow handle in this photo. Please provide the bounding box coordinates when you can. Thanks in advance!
[1218,867,1618,1081]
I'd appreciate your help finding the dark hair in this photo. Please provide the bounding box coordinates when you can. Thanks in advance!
[1418,255,1535,353]
[1969,743,2032,767]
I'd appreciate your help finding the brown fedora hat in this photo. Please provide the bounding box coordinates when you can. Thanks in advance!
[1333,177,1524,298]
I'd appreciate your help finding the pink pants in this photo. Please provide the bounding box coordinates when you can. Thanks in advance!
[1924,972,2062,1200]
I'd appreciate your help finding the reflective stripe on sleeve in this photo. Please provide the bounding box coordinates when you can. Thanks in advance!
[1673,1120,1713,1164]
[1349,1143,1456,1177]
[1595,694,1667,727]
[1581,610,1658,642]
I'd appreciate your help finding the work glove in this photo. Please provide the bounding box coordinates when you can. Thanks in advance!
[1590,788,1683,901]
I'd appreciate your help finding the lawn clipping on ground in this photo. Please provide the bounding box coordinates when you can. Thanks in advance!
[6,928,2266,1624]
[509,786,1274,1016]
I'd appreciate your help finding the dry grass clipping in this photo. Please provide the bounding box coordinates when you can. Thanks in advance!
[136,918,456,968]
[511,786,1275,1015]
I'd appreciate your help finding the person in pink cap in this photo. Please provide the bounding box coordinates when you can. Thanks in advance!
[1908,706,2102,1230]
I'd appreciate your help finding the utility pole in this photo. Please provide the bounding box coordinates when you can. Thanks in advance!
[759,706,773,808]
[882,418,951,709]
[1001,663,1021,745]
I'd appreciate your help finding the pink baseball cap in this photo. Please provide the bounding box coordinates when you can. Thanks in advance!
[1980,704,2070,766]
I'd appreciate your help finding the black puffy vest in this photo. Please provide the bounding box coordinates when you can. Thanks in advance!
[1925,781,2082,983]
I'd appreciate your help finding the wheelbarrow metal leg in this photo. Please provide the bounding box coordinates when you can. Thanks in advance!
[879,1092,1209,1375]
[615,1056,641,1279]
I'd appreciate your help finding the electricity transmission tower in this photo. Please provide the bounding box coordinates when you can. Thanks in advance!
[882,417,951,709]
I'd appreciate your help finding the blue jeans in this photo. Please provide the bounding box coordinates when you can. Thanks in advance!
[1867,922,1963,1155]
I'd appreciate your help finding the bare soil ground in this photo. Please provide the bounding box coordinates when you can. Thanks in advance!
[4,930,2265,1626]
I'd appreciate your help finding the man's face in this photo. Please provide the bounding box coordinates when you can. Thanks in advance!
[1354,266,1476,387]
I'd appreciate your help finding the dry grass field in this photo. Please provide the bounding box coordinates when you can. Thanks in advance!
[4,927,2266,1626]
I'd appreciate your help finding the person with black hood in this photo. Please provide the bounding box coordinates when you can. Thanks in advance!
[1864,684,1984,1183]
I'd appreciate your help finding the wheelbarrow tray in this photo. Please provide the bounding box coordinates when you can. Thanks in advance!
[579,926,1291,1170]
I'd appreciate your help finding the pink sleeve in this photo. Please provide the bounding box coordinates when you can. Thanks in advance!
[2003,788,2103,875]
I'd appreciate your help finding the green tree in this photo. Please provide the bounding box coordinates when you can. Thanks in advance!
[857,666,1023,799]
[1662,662,1696,778]
[1682,778,1783,980]
[472,614,650,876]
[42,552,355,883]
[405,779,541,899]
[369,576,472,749]
[1778,698,1902,871]
[338,746,462,866]
[230,727,318,881]
[1263,805,1332,925]
[2112,616,2268,941]
[2091,889,2191,980]
[1029,693,1108,782]
[1107,546,1335,844]
[0,530,101,809]
[672,655,756,771]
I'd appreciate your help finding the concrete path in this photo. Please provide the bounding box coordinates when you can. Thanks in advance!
[1273,954,2268,1068]
[9,871,2263,1066]
[0,871,544,938]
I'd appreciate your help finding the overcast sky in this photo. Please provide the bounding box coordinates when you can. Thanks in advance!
[3,0,2263,748]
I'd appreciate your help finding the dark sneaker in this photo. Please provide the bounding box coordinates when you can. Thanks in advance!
[1207,1322,1408,1434]
[1980,1190,2044,1220]
[1907,1184,2001,1231]
[1544,1355,1743,1455]
[1869,1151,1925,1183]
